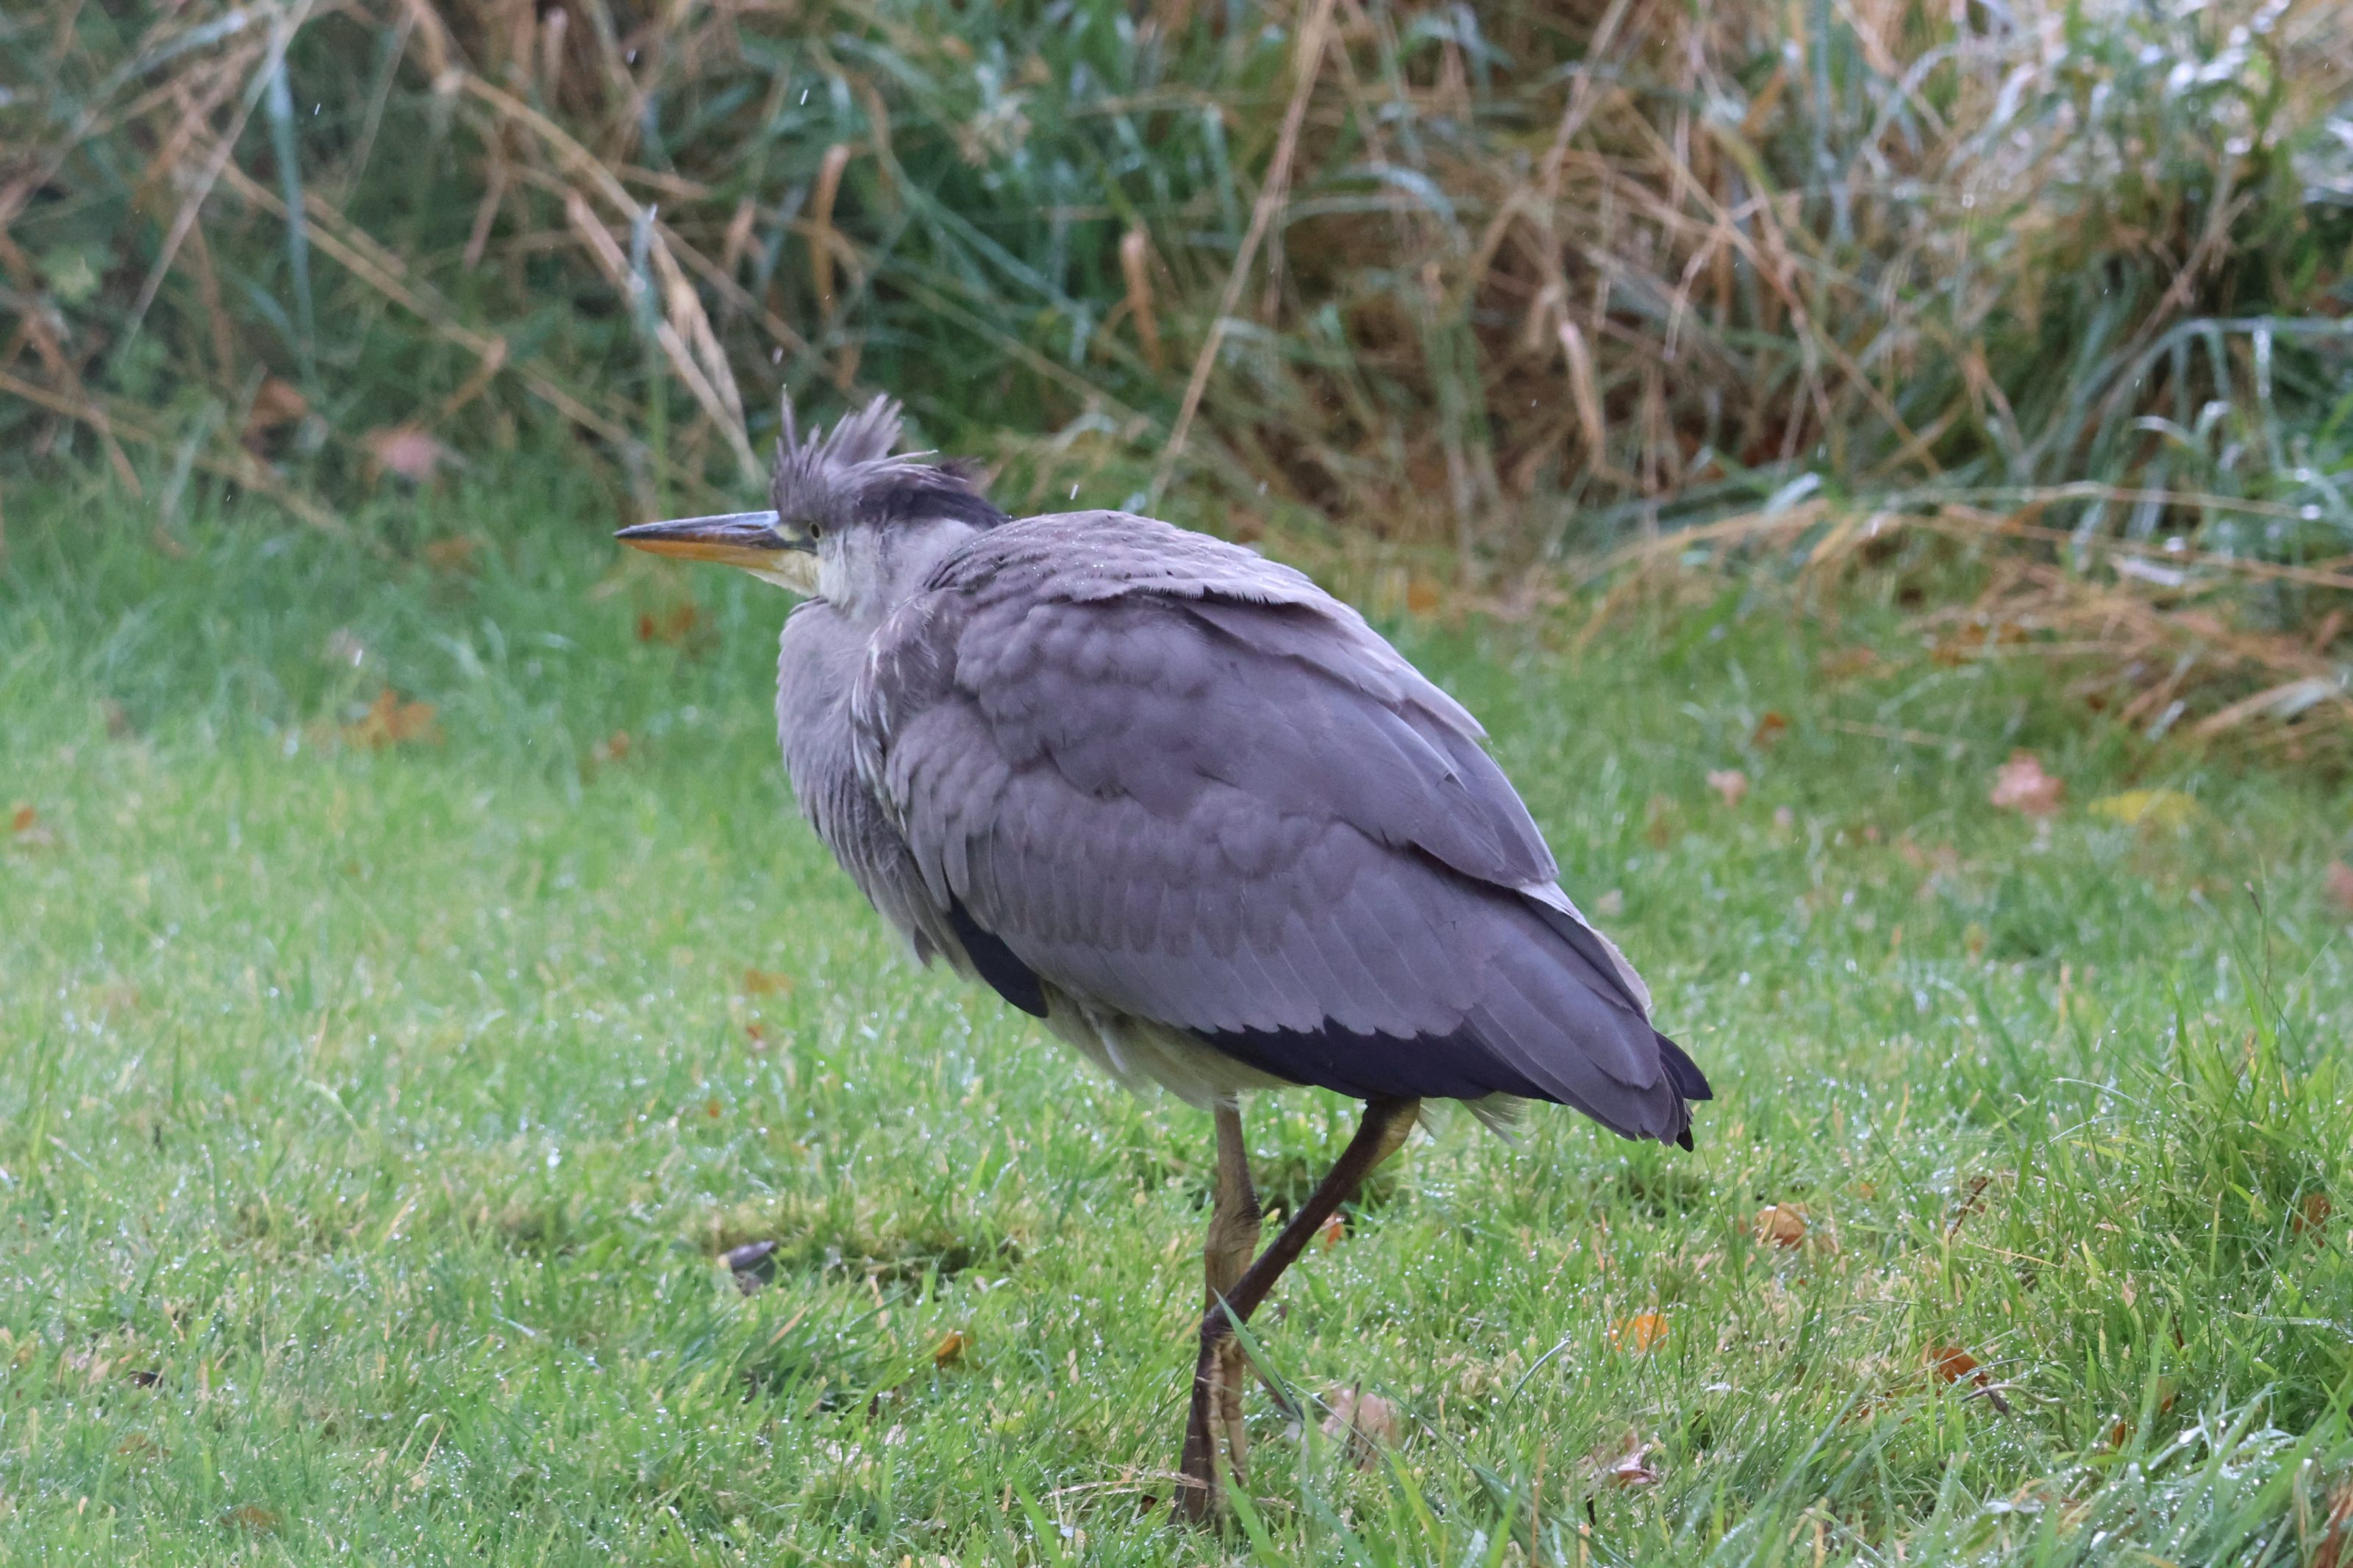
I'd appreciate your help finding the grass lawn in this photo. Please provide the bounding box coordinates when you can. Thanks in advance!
[4,471,2353,1566]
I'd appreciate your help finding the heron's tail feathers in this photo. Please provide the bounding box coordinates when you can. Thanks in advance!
[1654,1031,1713,1102]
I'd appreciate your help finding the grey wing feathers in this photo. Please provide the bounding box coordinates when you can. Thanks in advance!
[849,512,1707,1147]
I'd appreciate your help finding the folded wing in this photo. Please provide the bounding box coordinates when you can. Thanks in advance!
[852,512,1707,1145]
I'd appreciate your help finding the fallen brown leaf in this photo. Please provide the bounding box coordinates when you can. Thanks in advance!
[1404,576,1443,616]
[1319,1385,1398,1468]
[9,803,34,834]
[590,731,631,766]
[932,1330,968,1367]
[366,424,457,484]
[1707,769,1750,808]
[743,967,793,996]
[1989,751,2063,817]
[1574,1428,1662,1492]
[2295,1192,2332,1238]
[1926,1344,1981,1385]
[243,378,308,446]
[1612,1313,1667,1354]
[2313,1475,2353,1568]
[1751,712,1790,750]
[638,603,701,644]
[223,1504,280,1533]
[342,691,439,749]
[2327,862,2353,918]
[1819,646,1878,680]
[1926,1343,2012,1412]
[1588,1432,1660,1490]
[422,535,479,572]
[1317,1212,1346,1250]
[1754,1205,1807,1247]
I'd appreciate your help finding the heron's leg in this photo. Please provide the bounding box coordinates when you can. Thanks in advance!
[1179,1102,1262,1514]
[1175,1097,1420,1524]
[1207,1104,1261,1478]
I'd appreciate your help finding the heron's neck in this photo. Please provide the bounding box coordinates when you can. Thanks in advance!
[818,518,983,625]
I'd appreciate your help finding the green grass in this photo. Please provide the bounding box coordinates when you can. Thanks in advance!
[6,468,2353,1565]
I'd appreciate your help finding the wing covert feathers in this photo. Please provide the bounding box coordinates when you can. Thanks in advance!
[838,510,1706,1148]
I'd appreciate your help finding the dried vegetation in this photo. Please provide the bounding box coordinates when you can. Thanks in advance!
[3,0,2351,742]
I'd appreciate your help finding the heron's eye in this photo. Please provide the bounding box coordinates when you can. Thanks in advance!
[807,521,823,541]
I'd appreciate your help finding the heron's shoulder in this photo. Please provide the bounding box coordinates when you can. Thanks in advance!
[925,509,1331,610]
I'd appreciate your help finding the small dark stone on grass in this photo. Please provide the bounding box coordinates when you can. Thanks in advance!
[726,1239,779,1292]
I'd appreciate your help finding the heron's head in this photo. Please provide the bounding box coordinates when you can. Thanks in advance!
[615,394,1006,614]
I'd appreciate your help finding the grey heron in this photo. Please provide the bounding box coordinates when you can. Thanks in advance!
[617,395,1710,1519]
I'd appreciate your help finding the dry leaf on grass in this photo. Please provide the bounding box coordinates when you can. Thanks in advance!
[1319,1385,1398,1469]
[12,809,65,846]
[2089,790,2197,829]
[589,731,631,766]
[1316,1212,1345,1250]
[2313,1476,2353,1568]
[366,424,458,484]
[932,1330,968,1367]
[742,967,793,996]
[1612,1313,1667,1353]
[2294,1192,2332,1238]
[343,691,439,749]
[1707,769,1750,807]
[1925,1344,2012,1413]
[422,536,480,572]
[1579,1431,1660,1490]
[1754,1205,1807,1247]
[2327,862,2353,917]
[1751,711,1790,750]
[223,1504,281,1533]
[638,603,701,644]
[1989,751,2063,817]
[242,378,308,447]
[1926,1344,1982,1384]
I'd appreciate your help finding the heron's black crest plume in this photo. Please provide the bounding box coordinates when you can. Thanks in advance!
[771,393,1007,534]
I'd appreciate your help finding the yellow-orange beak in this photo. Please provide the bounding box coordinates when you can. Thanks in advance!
[615,510,801,569]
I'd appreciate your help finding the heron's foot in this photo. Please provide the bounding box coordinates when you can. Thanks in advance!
[1175,1325,1228,1522]
[1175,1315,1257,1523]
[1176,1102,1263,1523]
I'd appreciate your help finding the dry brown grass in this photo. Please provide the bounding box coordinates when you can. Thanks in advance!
[3,0,2349,745]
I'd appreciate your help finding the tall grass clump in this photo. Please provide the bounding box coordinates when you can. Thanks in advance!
[4,1,2351,672]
